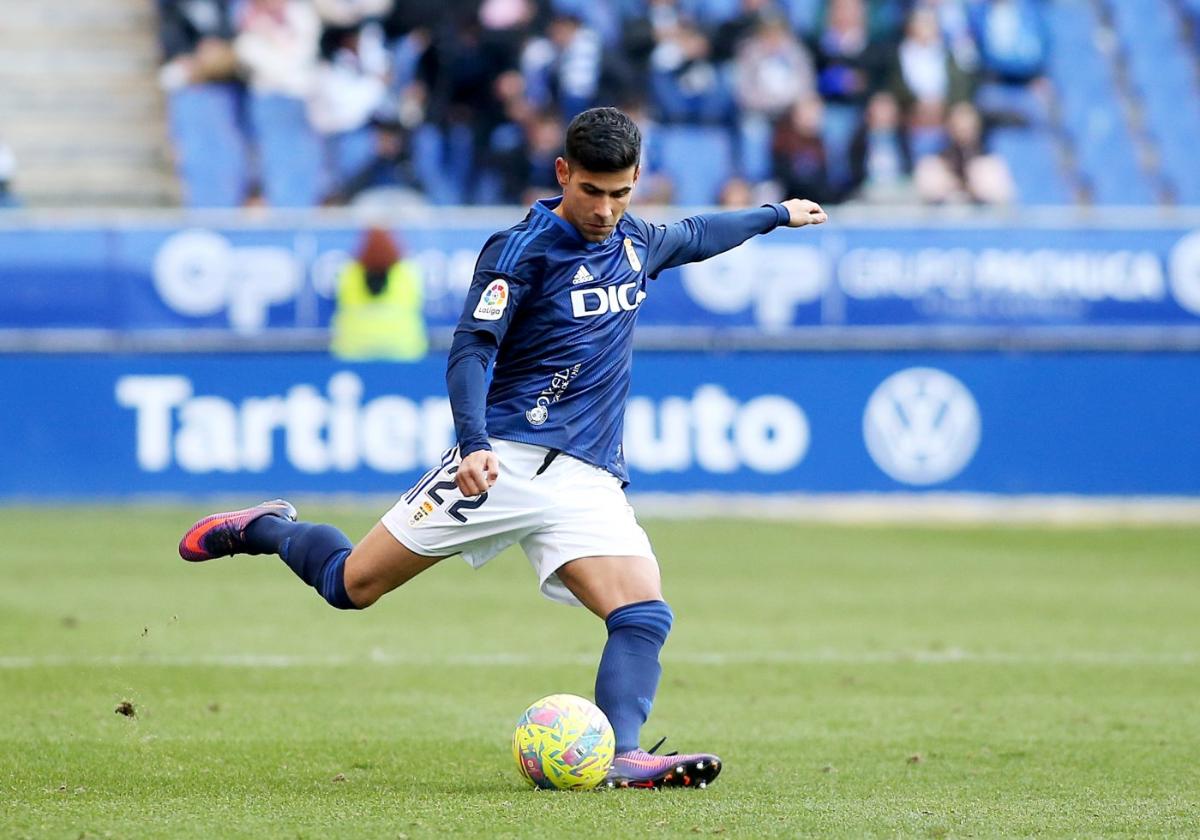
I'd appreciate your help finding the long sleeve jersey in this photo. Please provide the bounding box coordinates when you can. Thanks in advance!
[446,196,791,483]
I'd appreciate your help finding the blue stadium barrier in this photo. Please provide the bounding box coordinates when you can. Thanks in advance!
[0,351,1196,498]
[4,214,1200,335]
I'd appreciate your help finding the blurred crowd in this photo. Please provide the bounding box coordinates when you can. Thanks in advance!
[157,0,1052,208]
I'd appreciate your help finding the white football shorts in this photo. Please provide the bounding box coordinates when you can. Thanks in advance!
[380,438,656,606]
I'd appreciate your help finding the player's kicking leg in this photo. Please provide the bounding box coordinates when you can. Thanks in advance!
[555,555,722,789]
[178,500,442,609]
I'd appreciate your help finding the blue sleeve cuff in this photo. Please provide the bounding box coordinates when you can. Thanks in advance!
[459,440,492,457]
[764,203,791,228]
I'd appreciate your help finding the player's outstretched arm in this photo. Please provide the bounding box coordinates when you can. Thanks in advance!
[780,198,828,228]
[638,200,827,277]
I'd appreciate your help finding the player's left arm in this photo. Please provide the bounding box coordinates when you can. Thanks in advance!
[638,198,827,277]
[446,330,500,495]
[446,231,536,496]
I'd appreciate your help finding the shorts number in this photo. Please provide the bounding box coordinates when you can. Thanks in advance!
[425,465,489,523]
[447,494,488,523]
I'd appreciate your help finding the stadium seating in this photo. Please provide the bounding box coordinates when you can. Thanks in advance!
[326,126,378,190]
[735,117,773,183]
[409,123,475,206]
[658,125,733,205]
[167,84,248,208]
[821,102,862,194]
[246,93,325,207]
[987,127,1071,205]
[1108,0,1200,204]
[8,0,1200,209]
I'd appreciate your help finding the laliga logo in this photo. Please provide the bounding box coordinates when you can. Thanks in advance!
[863,368,981,486]
[473,278,509,321]
[1168,229,1200,316]
[153,229,302,331]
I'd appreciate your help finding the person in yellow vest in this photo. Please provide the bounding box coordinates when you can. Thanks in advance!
[331,226,428,361]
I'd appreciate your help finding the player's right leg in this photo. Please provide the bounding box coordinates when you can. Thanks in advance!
[178,499,444,609]
[555,555,721,790]
[178,441,545,609]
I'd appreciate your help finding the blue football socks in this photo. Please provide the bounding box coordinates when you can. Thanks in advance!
[594,599,674,754]
[245,518,359,610]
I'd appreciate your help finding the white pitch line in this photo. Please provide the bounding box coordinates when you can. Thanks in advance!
[0,649,1196,669]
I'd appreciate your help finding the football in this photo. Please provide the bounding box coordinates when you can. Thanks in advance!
[512,694,615,790]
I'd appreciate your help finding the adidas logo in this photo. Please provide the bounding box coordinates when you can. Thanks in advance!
[571,265,595,285]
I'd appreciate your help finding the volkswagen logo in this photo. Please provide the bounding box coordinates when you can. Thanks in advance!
[1169,229,1200,316]
[863,368,981,486]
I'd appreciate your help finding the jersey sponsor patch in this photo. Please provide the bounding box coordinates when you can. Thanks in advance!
[473,279,510,321]
[623,237,642,272]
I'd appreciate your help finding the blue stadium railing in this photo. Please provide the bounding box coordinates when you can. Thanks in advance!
[2,205,1200,353]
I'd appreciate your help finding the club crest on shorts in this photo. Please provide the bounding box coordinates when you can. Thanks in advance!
[623,237,642,272]
[474,279,509,321]
[408,499,435,527]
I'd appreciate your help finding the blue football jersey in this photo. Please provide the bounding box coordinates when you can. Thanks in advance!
[453,196,789,482]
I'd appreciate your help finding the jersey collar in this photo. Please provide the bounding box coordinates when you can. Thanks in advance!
[534,197,621,249]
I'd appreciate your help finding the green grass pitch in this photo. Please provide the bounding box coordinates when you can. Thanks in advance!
[1,506,1197,838]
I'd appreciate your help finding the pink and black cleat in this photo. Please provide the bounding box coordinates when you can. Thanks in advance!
[178,499,297,562]
[605,738,722,789]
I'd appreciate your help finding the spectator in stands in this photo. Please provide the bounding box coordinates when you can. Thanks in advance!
[970,0,1048,83]
[890,5,974,158]
[543,14,604,118]
[522,12,603,118]
[236,0,321,99]
[711,0,776,62]
[650,18,733,123]
[772,94,841,204]
[331,227,428,361]
[914,100,1014,204]
[417,9,529,203]
[731,12,817,184]
[313,0,392,29]
[733,13,816,122]
[157,0,240,90]
[308,14,392,199]
[484,104,565,205]
[0,142,18,209]
[157,0,248,207]
[236,0,325,205]
[809,0,891,106]
[891,6,974,112]
[924,0,979,73]
[848,90,913,203]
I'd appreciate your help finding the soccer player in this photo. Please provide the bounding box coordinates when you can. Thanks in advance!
[180,107,826,789]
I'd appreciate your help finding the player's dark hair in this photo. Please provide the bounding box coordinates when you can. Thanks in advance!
[564,107,641,173]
